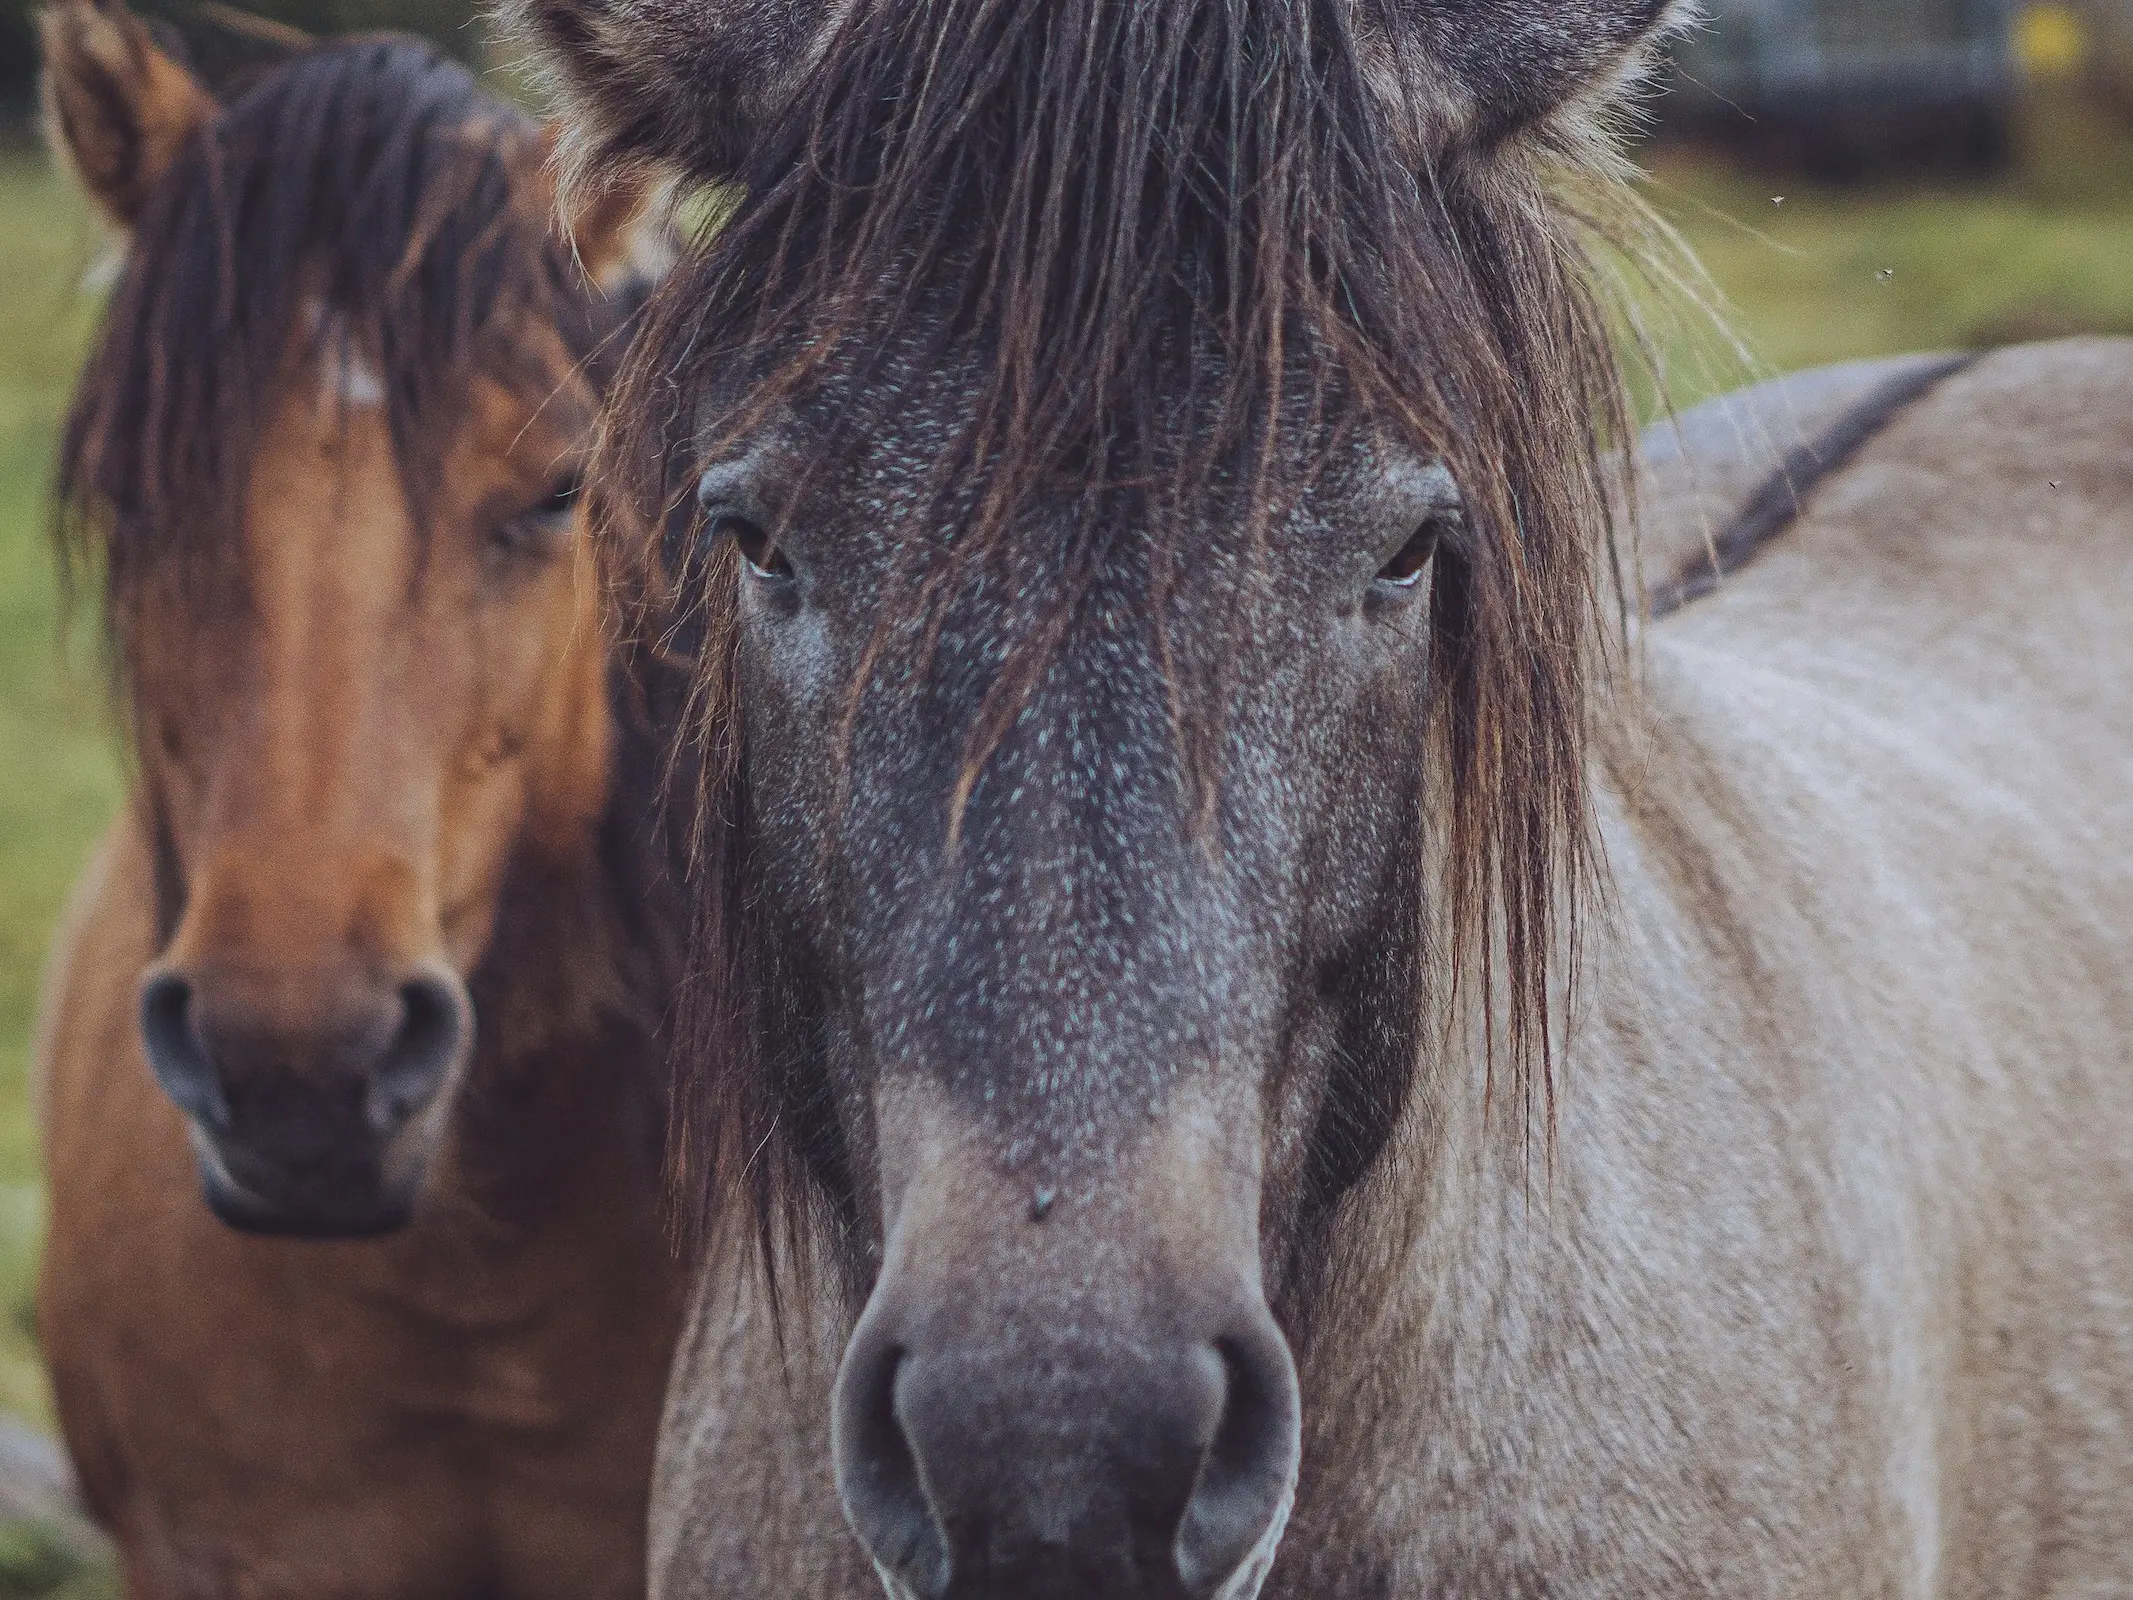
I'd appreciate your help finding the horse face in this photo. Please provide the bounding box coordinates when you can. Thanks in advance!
[45,2,658,1238]
[128,352,607,1237]
[689,357,1449,1597]
[544,0,1688,1581]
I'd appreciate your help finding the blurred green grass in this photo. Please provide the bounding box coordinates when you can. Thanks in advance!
[0,85,2130,1598]
[0,1519,114,1600]
[1629,93,2133,408]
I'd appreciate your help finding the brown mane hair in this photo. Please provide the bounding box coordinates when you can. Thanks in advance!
[56,36,595,677]
[602,0,1634,1272]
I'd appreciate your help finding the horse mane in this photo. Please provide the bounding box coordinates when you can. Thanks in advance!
[604,0,1635,1271]
[56,36,582,672]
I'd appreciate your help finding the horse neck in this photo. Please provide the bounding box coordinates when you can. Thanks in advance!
[442,668,677,1216]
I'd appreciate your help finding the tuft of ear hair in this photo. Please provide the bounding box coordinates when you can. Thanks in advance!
[1360,0,1697,155]
[498,0,789,187]
[537,122,672,292]
[40,0,218,231]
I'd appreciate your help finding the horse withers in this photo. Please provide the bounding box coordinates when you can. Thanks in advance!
[515,0,2133,1595]
[36,6,683,1592]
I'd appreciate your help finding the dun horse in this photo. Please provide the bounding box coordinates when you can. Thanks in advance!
[515,0,2133,1594]
[37,7,683,1592]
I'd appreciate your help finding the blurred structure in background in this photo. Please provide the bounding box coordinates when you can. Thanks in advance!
[12,0,2133,152]
[2,0,482,131]
[1666,0,2022,172]
[2059,0,2133,115]
[1664,0,2133,173]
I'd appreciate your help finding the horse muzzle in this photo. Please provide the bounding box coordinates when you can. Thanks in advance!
[831,1147,1301,1600]
[138,958,473,1237]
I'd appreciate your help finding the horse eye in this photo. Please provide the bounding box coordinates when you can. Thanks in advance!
[491,474,580,560]
[1375,518,1444,591]
[714,512,792,582]
[534,477,580,520]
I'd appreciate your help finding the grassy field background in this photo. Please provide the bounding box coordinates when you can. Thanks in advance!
[0,86,2129,1598]
[1630,94,2133,407]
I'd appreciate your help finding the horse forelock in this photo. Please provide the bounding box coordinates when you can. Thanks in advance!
[55,36,587,683]
[611,0,1639,1277]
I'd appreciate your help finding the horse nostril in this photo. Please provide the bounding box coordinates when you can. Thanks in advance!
[837,1274,1297,1600]
[1175,1321,1302,1600]
[138,969,230,1130]
[363,968,471,1136]
[833,1322,952,1600]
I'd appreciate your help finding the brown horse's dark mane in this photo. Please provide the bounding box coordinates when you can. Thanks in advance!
[56,36,587,674]
[605,0,1635,1273]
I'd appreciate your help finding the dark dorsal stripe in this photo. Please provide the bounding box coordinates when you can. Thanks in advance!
[1648,351,1982,617]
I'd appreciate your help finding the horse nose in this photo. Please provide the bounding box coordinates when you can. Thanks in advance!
[833,1276,1300,1600]
[137,962,471,1138]
[364,968,472,1135]
[138,968,230,1129]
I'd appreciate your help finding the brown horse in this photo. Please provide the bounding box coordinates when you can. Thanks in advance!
[513,0,2133,1595]
[36,6,684,1593]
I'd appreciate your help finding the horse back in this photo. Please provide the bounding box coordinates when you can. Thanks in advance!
[1620,336,2133,1594]
[1634,351,1972,610]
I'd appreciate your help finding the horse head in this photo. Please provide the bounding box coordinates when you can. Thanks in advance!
[47,0,657,1236]
[520,0,1686,1593]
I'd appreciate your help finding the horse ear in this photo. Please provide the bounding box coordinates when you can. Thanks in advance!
[539,124,671,291]
[41,0,214,231]
[501,0,827,181]
[40,0,217,231]
[1360,0,1695,154]
[508,0,1688,177]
